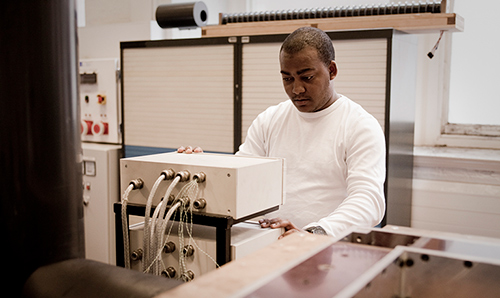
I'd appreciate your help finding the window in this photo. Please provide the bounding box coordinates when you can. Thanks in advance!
[447,1,500,127]
[415,0,500,149]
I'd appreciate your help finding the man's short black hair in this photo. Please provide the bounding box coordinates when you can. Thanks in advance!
[280,27,335,67]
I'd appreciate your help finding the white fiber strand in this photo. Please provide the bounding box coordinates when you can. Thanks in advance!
[142,174,167,272]
[144,201,181,274]
[147,200,164,274]
[147,176,180,274]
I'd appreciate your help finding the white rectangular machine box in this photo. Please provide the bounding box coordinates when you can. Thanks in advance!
[82,143,122,265]
[120,152,285,219]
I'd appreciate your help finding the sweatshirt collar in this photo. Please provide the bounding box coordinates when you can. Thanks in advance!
[295,95,345,119]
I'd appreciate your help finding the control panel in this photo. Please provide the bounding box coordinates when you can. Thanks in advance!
[79,58,121,144]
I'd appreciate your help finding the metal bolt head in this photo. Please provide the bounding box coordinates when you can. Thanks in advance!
[164,241,176,254]
[183,245,194,257]
[162,168,176,180]
[192,172,206,183]
[161,267,176,278]
[193,198,206,210]
[131,248,143,261]
[176,170,190,182]
[181,270,195,282]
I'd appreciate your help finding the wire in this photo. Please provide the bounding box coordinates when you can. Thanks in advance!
[155,176,181,234]
[428,30,444,59]
[178,200,189,279]
[173,179,219,279]
[139,172,218,279]
[142,173,167,272]
[184,213,220,270]
[148,199,165,274]
[143,174,180,274]
[143,201,181,274]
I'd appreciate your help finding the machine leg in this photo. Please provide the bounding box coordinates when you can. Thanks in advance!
[115,204,125,267]
[216,226,231,266]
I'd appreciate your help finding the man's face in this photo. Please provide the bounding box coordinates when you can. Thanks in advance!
[280,47,337,113]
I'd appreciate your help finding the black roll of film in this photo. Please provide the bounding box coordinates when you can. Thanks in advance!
[156,1,208,29]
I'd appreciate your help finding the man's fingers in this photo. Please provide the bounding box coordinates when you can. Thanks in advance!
[259,218,270,228]
[259,218,303,240]
[259,218,292,229]
[270,218,291,229]
[271,219,291,228]
[177,146,203,154]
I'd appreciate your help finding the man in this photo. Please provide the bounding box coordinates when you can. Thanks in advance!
[180,27,386,238]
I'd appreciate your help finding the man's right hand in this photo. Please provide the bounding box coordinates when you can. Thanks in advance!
[177,146,203,154]
[259,218,303,239]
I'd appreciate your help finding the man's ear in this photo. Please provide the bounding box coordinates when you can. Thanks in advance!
[329,61,338,80]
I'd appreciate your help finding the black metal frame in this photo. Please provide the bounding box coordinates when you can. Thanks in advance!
[114,203,279,267]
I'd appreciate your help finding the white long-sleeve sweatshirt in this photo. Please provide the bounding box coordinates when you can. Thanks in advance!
[236,95,386,237]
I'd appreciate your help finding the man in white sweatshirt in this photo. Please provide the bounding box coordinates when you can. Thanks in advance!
[180,27,386,238]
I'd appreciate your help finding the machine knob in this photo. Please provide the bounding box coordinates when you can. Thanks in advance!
[131,248,143,261]
[183,245,194,257]
[161,168,176,180]
[193,198,206,210]
[129,178,144,190]
[175,170,190,182]
[164,241,176,254]
[193,172,206,183]
[181,270,195,282]
[92,121,109,136]
[161,267,176,278]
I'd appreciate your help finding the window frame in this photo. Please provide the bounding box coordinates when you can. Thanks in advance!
[415,32,500,150]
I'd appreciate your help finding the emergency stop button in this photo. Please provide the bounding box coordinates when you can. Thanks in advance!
[92,122,109,136]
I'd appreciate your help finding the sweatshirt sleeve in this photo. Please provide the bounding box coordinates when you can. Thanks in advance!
[306,114,386,237]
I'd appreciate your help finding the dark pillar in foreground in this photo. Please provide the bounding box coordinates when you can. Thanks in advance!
[0,1,84,294]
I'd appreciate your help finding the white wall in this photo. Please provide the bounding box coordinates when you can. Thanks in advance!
[77,0,248,59]
[412,147,500,239]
